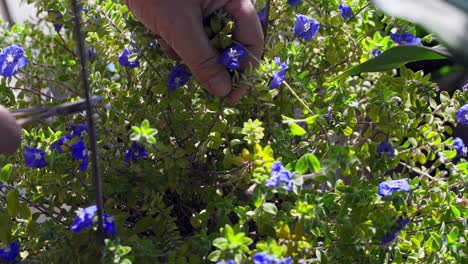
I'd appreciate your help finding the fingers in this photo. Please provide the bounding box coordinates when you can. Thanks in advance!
[158,3,232,97]
[224,0,264,103]
[0,106,22,155]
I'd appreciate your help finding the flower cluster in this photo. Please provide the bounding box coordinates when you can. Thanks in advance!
[266,162,293,191]
[219,45,246,70]
[253,252,292,264]
[456,104,468,124]
[50,124,90,171]
[381,217,410,244]
[0,241,19,262]
[0,44,29,77]
[70,205,116,235]
[378,178,411,197]
[167,65,192,91]
[377,140,395,158]
[390,33,421,45]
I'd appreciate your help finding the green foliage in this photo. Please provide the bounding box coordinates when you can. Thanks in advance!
[0,0,466,263]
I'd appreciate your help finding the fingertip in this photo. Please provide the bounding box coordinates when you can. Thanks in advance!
[205,71,232,97]
[225,85,248,104]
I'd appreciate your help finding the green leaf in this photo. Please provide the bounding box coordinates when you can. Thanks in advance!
[6,190,20,217]
[372,0,468,67]
[212,237,228,249]
[450,205,461,218]
[296,155,309,174]
[207,250,221,262]
[262,203,278,215]
[329,46,447,82]
[305,154,321,172]
[0,164,12,181]
[18,203,32,220]
[289,123,307,136]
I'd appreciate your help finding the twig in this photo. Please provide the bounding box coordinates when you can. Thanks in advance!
[399,161,437,181]
[345,3,371,24]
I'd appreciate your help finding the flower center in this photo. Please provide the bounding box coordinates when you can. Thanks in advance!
[34,152,42,160]
[6,54,14,63]
[228,49,239,58]
[174,77,181,85]
[106,216,114,223]
[82,149,87,157]
[465,113,468,120]
[134,151,139,157]
[3,247,10,253]
[304,22,311,32]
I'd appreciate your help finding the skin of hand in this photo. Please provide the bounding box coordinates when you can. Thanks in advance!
[0,106,22,155]
[125,0,264,104]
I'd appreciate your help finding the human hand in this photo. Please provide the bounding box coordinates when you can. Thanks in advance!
[125,0,264,104]
[0,106,22,155]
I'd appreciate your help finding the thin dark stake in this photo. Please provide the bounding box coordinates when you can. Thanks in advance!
[71,0,105,246]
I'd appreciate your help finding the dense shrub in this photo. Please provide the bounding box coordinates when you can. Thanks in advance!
[0,0,467,263]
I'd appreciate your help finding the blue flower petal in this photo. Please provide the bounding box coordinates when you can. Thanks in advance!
[24,147,47,168]
[118,48,140,68]
[378,178,410,197]
[456,104,468,125]
[339,2,353,20]
[0,241,20,262]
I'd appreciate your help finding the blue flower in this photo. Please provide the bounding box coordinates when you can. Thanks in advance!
[219,45,246,70]
[390,33,421,45]
[0,44,29,77]
[456,104,468,124]
[71,140,88,171]
[167,65,192,91]
[253,252,276,264]
[118,48,140,68]
[266,161,293,191]
[287,0,302,6]
[372,50,382,56]
[0,241,20,262]
[378,178,410,197]
[51,135,76,153]
[24,147,47,168]
[377,140,395,158]
[339,2,353,20]
[381,217,410,244]
[103,214,116,235]
[71,140,87,160]
[453,137,466,158]
[70,205,97,232]
[269,57,289,89]
[216,260,236,264]
[293,14,320,41]
[124,142,149,164]
[73,124,89,137]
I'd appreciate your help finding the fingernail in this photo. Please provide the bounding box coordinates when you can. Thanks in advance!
[207,74,231,97]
